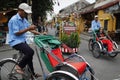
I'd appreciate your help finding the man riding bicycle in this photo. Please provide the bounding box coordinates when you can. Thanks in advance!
[91,15,101,41]
[8,3,41,78]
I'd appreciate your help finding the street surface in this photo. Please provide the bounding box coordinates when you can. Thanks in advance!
[0,27,120,80]
[79,39,120,80]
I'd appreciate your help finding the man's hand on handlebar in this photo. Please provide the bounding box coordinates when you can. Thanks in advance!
[28,25,37,31]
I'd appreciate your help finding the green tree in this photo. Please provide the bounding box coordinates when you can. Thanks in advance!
[32,0,54,23]
[0,0,54,23]
[0,0,20,10]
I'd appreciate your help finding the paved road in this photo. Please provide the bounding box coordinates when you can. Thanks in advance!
[47,27,120,80]
[1,39,120,80]
[79,39,120,80]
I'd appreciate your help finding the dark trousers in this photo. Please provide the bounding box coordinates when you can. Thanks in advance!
[13,43,35,75]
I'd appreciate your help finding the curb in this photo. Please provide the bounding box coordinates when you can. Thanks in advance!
[0,48,13,52]
[0,44,13,52]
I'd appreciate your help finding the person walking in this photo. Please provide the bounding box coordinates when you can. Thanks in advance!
[8,3,41,77]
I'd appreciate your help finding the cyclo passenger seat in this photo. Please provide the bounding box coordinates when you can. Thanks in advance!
[47,48,87,77]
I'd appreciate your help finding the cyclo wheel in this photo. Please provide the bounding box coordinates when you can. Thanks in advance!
[88,39,94,51]
[46,70,79,80]
[108,52,118,58]
[92,42,101,58]
[0,59,23,80]
[86,65,95,80]
[108,41,119,58]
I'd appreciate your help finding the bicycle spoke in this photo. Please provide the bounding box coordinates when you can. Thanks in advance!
[0,60,23,80]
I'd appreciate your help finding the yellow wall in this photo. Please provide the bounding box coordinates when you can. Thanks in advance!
[0,14,8,23]
[0,13,8,31]
[78,17,85,33]
[76,9,117,33]
[98,10,116,32]
[69,13,86,34]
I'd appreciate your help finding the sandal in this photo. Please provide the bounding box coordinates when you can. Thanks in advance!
[15,69,24,74]
[15,65,24,74]
[34,73,42,78]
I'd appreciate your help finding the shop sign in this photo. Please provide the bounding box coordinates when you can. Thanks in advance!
[63,22,76,35]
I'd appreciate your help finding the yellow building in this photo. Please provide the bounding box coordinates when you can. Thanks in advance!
[78,3,96,33]
[79,0,120,33]
[78,0,120,42]
[56,0,120,42]
[95,0,120,42]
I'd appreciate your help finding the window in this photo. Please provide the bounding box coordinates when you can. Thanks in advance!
[104,20,108,30]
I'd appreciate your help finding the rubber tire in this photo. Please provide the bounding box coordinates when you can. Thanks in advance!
[87,65,95,80]
[0,59,23,80]
[92,42,101,58]
[88,39,94,51]
[46,72,77,80]
[108,52,118,58]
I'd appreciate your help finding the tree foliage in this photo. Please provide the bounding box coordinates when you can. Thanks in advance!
[61,32,80,48]
[0,0,54,23]
[32,0,54,23]
[0,0,29,11]
[0,0,19,10]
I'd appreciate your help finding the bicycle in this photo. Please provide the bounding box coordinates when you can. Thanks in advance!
[0,50,38,80]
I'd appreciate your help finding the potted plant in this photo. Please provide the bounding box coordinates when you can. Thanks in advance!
[60,32,80,53]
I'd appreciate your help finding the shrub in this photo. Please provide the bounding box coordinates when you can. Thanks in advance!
[61,32,80,48]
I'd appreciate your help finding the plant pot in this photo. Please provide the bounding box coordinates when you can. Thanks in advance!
[60,32,80,50]
[61,43,78,54]
[61,47,78,54]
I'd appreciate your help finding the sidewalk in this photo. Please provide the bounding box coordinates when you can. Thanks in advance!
[0,44,13,52]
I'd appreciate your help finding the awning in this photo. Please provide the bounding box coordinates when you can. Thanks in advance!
[94,0,120,10]
[80,3,96,14]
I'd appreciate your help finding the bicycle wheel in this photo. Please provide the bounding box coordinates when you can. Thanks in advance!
[82,65,95,80]
[108,52,118,58]
[88,39,93,51]
[0,58,23,80]
[92,42,101,58]
[46,70,79,80]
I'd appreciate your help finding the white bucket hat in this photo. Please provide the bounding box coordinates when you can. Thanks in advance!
[19,3,32,13]
[95,15,98,18]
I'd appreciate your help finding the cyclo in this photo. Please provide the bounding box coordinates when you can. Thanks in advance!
[0,35,96,80]
[88,29,120,58]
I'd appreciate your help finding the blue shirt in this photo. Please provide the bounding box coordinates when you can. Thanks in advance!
[91,20,101,31]
[8,13,30,46]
